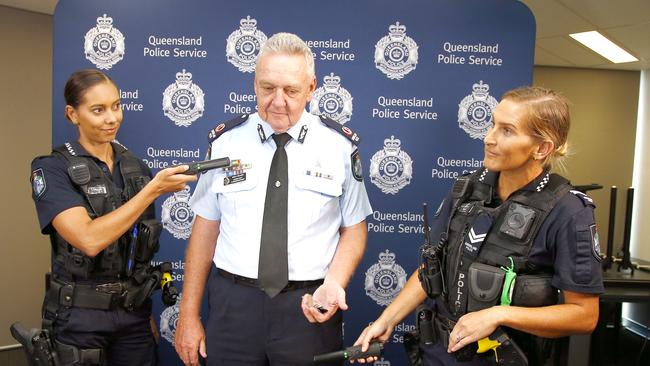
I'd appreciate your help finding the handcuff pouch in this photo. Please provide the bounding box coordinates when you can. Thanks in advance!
[467,262,504,312]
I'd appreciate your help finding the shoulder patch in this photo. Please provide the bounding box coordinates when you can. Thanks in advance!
[351,149,363,182]
[590,224,602,261]
[31,168,47,200]
[570,189,595,207]
[319,115,360,145]
[207,114,249,144]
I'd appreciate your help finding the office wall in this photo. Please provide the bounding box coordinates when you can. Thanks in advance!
[534,66,640,258]
[0,6,52,347]
[631,70,649,261]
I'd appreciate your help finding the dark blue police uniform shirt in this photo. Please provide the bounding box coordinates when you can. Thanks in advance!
[429,169,604,296]
[30,141,152,235]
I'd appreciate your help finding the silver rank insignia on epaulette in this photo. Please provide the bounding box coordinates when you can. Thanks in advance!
[298,125,308,143]
[458,81,498,140]
[309,73,353,124]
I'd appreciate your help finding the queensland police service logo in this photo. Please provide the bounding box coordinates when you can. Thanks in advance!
[162,69,205,127]
[369,136,413,195]
[374,359,391,366]
[309,73,353,124]
[161,187,195,240]
[365,250,407,306]
[458,80,498,140]
[160,293,181,345]
[374,22,418,80]
[83,14,125,70]
[226,16,267,73]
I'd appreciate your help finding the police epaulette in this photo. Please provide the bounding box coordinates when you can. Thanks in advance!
[319,115,360,145]
[207,114,250,144]
[570,189,595,207]
[111,139,128,153]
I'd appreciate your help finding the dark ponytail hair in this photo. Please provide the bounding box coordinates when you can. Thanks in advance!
[64,69,116,108]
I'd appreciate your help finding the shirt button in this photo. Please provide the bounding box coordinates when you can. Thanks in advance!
[275,181,281,188]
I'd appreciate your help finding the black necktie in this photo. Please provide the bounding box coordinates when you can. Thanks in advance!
[258,133,291,298]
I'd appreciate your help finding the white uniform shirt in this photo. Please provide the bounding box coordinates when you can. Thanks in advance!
[189,111,372,280]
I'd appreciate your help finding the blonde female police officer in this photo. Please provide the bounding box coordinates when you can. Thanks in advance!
[352,87,603,366]
[30,69,196,365]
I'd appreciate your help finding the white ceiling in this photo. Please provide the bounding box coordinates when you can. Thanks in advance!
[2,0,649,71]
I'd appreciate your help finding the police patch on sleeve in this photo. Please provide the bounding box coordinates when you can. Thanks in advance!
[351,149,363,182]
[590,224,602,261]
[31,168,47,200]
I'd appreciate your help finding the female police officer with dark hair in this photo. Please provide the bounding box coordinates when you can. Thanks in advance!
[29,69,196,365]
[352,87,603,365]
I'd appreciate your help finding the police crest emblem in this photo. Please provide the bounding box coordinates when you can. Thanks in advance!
[31,168,46,199]
[365,250,407,306]
[161,187,195,240]
[309,73,354,125]
[162,69,205,127]
[83,14,125,70]
[374,358,391,366]
[458,80,498,140]
[374,22,418,80]
[226,16,267,73]
[369,136,413,195]
[160,293,181,345]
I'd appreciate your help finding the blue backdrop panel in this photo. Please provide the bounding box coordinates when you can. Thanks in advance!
[52,0,535,364]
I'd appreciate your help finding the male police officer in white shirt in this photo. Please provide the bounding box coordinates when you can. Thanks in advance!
[174,32,373,366]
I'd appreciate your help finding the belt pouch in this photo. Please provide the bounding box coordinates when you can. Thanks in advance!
[467,262,504,312]
[512,274,558,307]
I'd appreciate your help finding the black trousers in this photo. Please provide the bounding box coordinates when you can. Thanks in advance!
[52,301,156,366]
[205,266,343,366]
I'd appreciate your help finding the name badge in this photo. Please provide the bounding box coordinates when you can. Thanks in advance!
[224,173,246,186]
[87,184,107,195]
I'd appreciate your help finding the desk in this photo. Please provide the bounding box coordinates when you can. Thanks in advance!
[586,269,650,366]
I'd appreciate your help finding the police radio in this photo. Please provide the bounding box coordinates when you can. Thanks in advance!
[418,203,445,298]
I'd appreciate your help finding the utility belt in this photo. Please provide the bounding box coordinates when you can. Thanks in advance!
[45,275,127,311]
[217,269,324,292]
[44,262,176,314]
[415,307,529,365]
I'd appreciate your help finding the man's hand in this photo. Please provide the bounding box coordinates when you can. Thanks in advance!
[174,314,207,366]
[301,282,347,323]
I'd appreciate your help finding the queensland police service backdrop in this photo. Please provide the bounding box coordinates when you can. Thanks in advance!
[52,0,535,364]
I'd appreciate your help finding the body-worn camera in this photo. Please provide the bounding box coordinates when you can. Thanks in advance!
[499,202,536,240]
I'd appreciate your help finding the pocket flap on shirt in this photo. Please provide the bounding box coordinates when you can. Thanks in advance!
[211,169,258,193]
[295,173,342,197]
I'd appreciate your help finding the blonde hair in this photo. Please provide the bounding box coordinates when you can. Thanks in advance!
[502,86,571,170]
[257,32,315,78]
